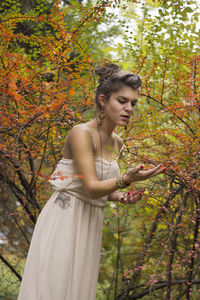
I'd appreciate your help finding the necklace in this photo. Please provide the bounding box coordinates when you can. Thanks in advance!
[96,117,114,181]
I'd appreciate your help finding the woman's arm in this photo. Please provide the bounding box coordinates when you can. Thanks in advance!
[68,126,166,200]
[107,191,123,202]
[69,126,119,199]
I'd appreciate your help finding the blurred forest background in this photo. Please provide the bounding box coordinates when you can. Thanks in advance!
[0,0,199,299]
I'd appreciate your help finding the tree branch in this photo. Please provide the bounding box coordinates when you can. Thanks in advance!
[0,254,22,282]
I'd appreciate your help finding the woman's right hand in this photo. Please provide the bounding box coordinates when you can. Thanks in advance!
[123,164,166,184]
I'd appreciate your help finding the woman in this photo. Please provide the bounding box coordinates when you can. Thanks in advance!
[18,63,166,300]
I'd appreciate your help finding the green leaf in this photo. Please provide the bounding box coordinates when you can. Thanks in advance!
[182,7,193,15]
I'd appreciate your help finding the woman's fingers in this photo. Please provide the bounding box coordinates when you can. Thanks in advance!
[143,164,161,175]
[129,192,142,204]
[120,164,166,204]
[141,164,165,179]
[130,165,144,174]
[126,164,166,183]
[149,165,166,177]
[123,189,144,204]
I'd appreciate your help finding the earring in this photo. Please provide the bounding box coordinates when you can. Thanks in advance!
[99,107,105,126]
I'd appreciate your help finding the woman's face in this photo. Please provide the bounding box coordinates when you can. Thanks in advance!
[101,86,139,127]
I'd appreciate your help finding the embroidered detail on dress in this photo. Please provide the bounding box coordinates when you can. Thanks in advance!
[58,160,69,165]
[54,192,71,209]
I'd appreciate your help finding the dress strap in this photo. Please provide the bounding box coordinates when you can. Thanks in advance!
[119,143,124,154]
[81,124,97,155]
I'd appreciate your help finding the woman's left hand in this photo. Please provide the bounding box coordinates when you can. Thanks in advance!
[118,189,145,204]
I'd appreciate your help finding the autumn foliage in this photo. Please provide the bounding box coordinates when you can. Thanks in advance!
[0,0,200,299]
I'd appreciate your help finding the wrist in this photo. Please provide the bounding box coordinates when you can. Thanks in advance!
[116,174,131,189]
[122,173,131,185]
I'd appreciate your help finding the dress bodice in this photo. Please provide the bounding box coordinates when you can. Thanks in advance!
[49,157,120,207]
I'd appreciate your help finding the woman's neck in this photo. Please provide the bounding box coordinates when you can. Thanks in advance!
[87,118,115,141]
[100,120,115,137]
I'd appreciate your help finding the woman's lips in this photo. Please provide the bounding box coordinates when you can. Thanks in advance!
[120,115,130,121]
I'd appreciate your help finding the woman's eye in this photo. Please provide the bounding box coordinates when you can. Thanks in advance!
[117,99,137,106]
[118,100,125,104]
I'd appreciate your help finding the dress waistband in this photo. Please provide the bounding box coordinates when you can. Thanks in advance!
[52,189,107,208]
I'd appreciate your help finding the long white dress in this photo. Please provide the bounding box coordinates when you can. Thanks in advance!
[18,125,121,300]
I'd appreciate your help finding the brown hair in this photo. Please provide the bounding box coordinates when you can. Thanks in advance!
[95,63,142,110]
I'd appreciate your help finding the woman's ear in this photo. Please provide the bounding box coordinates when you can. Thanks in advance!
[98,94,106,108]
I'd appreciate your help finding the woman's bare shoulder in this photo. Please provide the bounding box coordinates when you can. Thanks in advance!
[69,123,87,132]
[64,124,87,141]
[67,123,92,141]
[63,124,93,155]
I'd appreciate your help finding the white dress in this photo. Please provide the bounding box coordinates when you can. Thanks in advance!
[18,125,121,300]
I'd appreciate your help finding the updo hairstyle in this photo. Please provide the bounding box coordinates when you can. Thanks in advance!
[95,63,142,110]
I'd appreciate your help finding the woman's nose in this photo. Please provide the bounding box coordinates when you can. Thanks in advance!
[125,102,133,111]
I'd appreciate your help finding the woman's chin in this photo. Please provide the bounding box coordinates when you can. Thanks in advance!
[118,120,129,126]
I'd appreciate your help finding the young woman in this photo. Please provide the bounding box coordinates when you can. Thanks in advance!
[18,64,166,300]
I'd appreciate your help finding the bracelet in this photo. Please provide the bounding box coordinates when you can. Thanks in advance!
[116,174,130,189]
